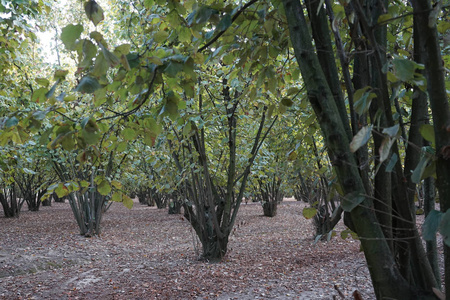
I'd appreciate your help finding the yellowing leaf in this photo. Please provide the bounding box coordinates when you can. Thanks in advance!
[97,180,111,196]
[123,194,133,209]
[302,207,317,219]
[350,125,372,152]
[111,180,122,189]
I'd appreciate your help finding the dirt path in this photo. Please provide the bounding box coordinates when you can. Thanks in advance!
[0,200,374,299]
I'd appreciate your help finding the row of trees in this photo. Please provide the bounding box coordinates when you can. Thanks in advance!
[1,0,449,298]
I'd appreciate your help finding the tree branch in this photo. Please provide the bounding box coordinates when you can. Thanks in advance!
[198,0,260,53]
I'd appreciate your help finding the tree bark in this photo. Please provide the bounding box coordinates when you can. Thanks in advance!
[281,0,428,297]
[410,0,450,295]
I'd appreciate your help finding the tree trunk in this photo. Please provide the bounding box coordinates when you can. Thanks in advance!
[410,0,450,295]
[281,0,433,297]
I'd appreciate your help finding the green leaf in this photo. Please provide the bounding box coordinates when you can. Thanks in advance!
[302,207,317,219]
[179,27,191,43]
[379,137,395,163]
[97,180,111,196]
[79,39,97,68]
[281,97,294,107]
[411,150,432,184]
[82,118,99,132]
[354,90,376,115]
[112,191,122,202]
[160,91,179,120]
[216,14,231,32]
[54,69,69,80]
[85,0,104,26]
[350,125,372,153]
[92,52,109,77]
[122,194,133,209]
[187,6,216,26]
[23,167,37,175]
[35,78,49,87]
[80,180,90,188]
[377,13,392,24]
[46,80,60,99]
[440,210,450,247]
[5,116,19,127]
[342,191,365,212]
[32,88,48,103]
[121,128,136,140]
[61,24,83,51]
[100,44,120,67]
[393,59,417,82]
[111,180,122,189]
[286,87,300,96]
[419,124,435,145]
[75,76,101,94]
[149,56,163,66]
[385,153,398,172]
[55,183,69,198]
[382,124,399,137]
[61,133,75,150]
[164,61,184,77]
[114,44,131,55]
[117,141,127,152]
[154,30,169,43]
[423,210,443,241]
[82,129,100,145]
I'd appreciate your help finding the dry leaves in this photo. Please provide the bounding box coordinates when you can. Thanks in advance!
[0,199,374,299]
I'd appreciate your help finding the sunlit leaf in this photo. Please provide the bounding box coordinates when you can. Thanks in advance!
[32,88,48,103]
[97,180,111,196]
[85,0,104,26]
[377,13,392,24]
[54,69,69,80]
[122,194,133,209]
[35,78,49,87]
[55,183,69,198]
[419,124,435,145]
[111,191,122,202]
[379,137,395,163]
[350,125,372,153]
[60,24,83,51]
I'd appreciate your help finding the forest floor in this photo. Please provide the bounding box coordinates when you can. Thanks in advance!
[1,199,379,299]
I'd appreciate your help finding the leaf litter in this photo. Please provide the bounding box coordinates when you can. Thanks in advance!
[0,199,376,299]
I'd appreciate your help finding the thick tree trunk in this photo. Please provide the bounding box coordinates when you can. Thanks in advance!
[281,0,434,298]
[410,0,450,295]
[424,177,440,287]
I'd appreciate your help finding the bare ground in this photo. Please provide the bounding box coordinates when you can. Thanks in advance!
[0,199,375,299]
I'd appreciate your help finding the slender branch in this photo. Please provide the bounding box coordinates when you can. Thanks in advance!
[98,67,158,121]
[198,0,260,53]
